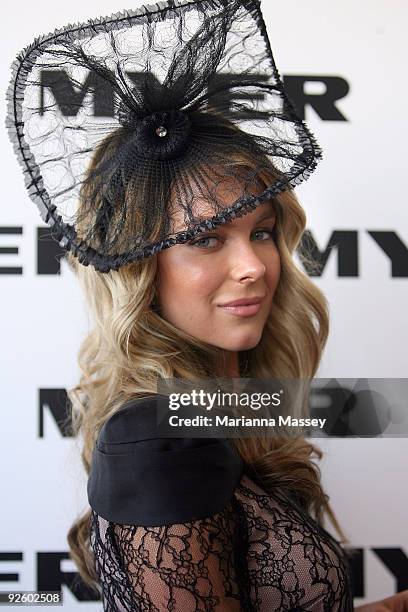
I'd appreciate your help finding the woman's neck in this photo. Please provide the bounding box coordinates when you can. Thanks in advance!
[219,350,240,378]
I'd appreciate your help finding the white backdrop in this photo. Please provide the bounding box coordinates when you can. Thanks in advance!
[1,0,407,608]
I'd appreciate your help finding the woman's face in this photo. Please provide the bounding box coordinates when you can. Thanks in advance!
[156,178,281,353]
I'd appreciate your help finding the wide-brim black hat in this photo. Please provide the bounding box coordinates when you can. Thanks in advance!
[6,0,322,272]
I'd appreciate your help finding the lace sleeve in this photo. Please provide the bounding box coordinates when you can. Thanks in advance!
[90,501,248,611]
[87,396,247,610]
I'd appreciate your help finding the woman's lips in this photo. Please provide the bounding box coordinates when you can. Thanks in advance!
[218,302,262,317]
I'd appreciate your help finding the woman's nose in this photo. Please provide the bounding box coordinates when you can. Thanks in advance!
[229,240,267,282]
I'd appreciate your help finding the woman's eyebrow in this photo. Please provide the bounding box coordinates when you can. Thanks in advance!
[255,210,276,223]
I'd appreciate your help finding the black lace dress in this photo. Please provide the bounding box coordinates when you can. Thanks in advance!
[87,396,354,611]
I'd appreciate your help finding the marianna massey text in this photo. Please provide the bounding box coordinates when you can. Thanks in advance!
[168,415,327,429]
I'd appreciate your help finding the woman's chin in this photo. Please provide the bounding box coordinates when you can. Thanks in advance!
[215,332,263,352]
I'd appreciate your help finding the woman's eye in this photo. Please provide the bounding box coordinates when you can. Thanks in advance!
[189,235,219,248]
[252,229,275,241]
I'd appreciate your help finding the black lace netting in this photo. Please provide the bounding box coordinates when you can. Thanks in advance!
[90,473,353,611]
[6,0,322,272]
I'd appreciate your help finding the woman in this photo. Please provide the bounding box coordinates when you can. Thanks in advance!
[66,122,353,610]
[7,0,408,609]
[65,127,407,611]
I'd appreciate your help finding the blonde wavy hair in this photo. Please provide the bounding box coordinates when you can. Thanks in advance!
[66,125,347,588]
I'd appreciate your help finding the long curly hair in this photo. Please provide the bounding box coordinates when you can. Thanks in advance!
[66,123,347,588]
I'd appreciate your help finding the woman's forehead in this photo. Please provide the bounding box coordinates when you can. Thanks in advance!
[170,198,275,233]
[168,172,273,232]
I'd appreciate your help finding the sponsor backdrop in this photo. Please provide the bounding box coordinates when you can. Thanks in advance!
[1,0,406,608]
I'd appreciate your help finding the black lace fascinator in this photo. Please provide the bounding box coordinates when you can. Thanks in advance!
[6,0,322,272]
